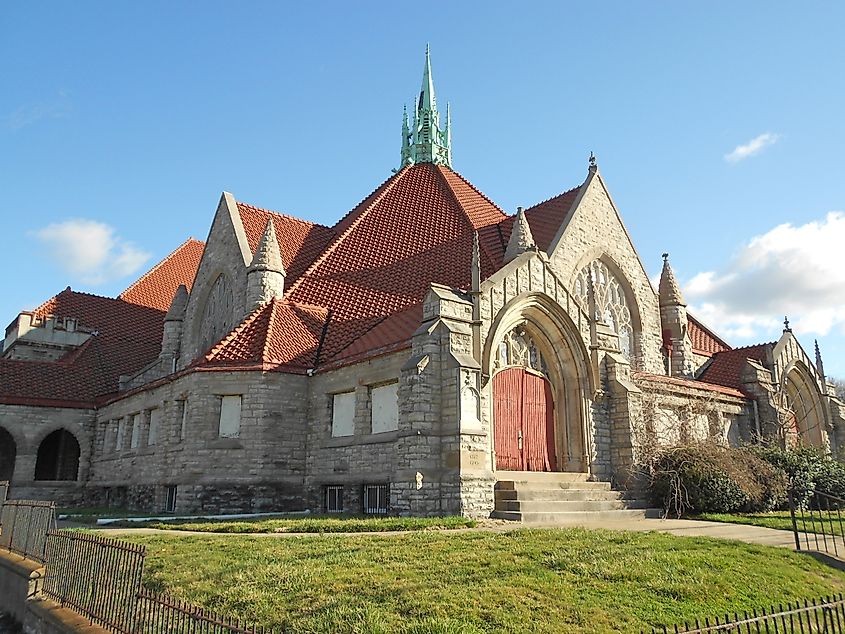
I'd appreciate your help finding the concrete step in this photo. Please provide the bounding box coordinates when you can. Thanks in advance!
[495,471,590,483]
[494,488,640,502]
[491,508,663,524]
[495,480,612,492]
[495,499,652,513]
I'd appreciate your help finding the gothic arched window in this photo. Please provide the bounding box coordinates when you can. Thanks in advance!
[575,260,634,360]
[199,274,235,354]
[494,326,549,376]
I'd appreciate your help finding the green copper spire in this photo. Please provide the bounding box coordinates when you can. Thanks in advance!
[401,45,452,168]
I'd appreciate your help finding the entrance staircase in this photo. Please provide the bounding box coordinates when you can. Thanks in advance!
[491,471,660,524]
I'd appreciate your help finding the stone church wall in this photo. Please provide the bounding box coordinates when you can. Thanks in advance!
[91,369,308,514]
[305,351,408,514]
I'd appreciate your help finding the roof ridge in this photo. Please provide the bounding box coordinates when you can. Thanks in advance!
[286,167,410,298]
[717,341,775,355]
[119,237,203,301]
[687,312,732,350]
[236,201,333,231]
[261,300,281,362]
[439,166,508,221]
[204,302,269,362]
[523,184,583,213]
[433,166,501,274]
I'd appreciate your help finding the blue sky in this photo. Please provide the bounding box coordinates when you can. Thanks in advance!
[3,2,845,376]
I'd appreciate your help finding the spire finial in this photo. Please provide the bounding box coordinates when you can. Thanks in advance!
[589,151,597,172]
[399,46,451,168]
[783,316,791,332]
[658,253,685,307]
[815,339,826,379]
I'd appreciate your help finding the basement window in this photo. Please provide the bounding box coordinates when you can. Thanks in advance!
[325,485,344,513]
[165,485,177,513]
[363,484,389,515]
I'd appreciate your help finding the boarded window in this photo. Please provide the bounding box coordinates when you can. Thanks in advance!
[165,485,177,513]
[325,485,343,513]
[219,395,242,438]
[148,409,161,446]
[371,383,399,434]
[130,414,142,449]
[331,392,356,437]
[115,419,125,451]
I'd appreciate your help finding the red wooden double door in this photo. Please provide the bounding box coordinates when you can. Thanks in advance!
[493,367,557,471]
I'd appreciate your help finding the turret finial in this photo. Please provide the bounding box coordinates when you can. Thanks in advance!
[589,152,597,172]
[783,316,791,332]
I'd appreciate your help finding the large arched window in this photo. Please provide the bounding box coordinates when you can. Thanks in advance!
[35,429,80,481]
[574,259,634,360]
[781,368,827,449]
[0,427,16,481]
[199,273,235,354]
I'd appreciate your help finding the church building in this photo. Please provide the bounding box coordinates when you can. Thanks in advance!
[1,51,843,519]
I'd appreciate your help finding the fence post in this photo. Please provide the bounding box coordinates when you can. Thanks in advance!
[788,489,801,551]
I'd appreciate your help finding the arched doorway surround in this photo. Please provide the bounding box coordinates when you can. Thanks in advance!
[484,292,595,473]
[779,361,829,450]
[35,429,80,481]
[0,427,16,481]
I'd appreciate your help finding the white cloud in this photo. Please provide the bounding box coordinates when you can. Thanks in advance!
[34,219,150,285]
[685,211,845,343]
[3,93,71,131]
[724,132,780,163]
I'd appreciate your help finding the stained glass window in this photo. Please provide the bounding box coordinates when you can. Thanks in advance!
[575,260,634,360]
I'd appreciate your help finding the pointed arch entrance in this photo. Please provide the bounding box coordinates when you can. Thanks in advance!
[486,293,595,474]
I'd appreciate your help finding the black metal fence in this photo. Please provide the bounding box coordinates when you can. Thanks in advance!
[135,591,280,633]
[0,499,57,562]
[645,594,845,633]
[43,531,146,633]
[789,489,845,557]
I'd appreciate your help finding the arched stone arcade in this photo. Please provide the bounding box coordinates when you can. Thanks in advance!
[34,429,80,481]
[0,427,16,481]
[484,292,595,474]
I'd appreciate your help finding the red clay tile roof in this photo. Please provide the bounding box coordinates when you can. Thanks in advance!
[203,299,329,373]
[119,239,204,311]
[284,163,507,363]
[697,343,773,393]
[236,202,336,287]
[632,371,747,399]
[0,289,165,407]
[688,314,731,357]
[520,186,582,252]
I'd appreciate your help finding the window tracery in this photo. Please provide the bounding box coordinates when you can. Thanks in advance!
[200,274,235,354]
[494,326,549,376]
[575,259,634,360]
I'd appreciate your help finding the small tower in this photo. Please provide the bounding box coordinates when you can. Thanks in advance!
[160,284,188,361]
[246,219,286,312]
[400,45,452,168]
[658,253,694,377]
[504,207,536,263]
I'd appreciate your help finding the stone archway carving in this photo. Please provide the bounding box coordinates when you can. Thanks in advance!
[484,292,595,474]
[780,363,829,450]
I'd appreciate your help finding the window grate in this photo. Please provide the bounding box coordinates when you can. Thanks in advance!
[325,485,343,513]
[363,484,389,515]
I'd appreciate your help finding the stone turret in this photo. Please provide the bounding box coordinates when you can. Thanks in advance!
[246,219,286,312]
[658,253,693,377]
[161,284,189,359]
[504,207,536,263]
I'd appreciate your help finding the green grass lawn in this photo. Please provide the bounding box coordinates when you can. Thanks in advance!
[118,515,477,533]
[121,528,845,634]
[695,511,845,536]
